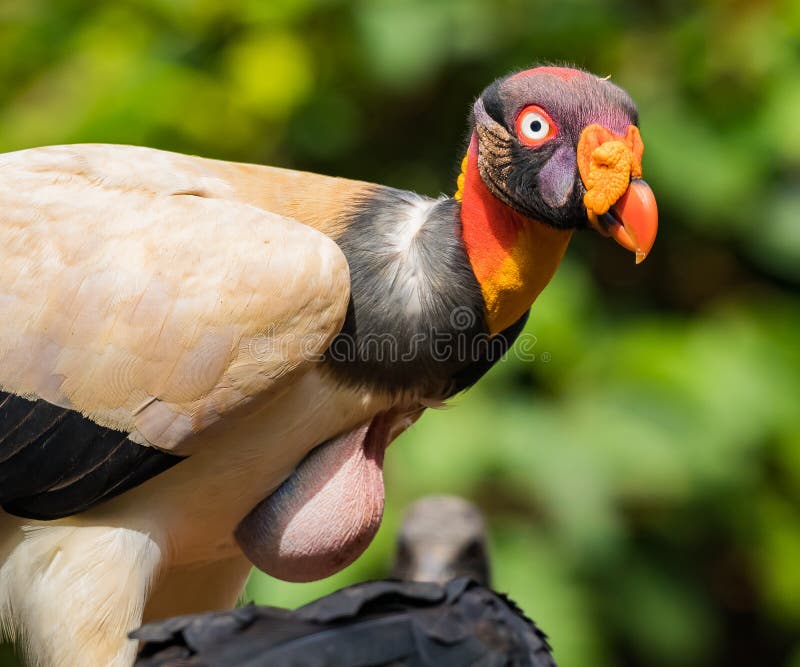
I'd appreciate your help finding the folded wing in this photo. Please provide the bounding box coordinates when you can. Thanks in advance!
[0,144,350,519]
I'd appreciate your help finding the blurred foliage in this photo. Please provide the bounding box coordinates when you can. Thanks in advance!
[1,0,799,665]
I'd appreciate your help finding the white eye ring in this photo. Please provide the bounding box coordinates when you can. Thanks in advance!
[519,110,550,141]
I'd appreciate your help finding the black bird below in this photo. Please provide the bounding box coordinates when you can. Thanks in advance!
[133,496,556,666]
[132,578,555,667]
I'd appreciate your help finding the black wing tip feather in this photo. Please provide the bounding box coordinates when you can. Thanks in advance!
[0,391,185,519]
[133,578,557,667]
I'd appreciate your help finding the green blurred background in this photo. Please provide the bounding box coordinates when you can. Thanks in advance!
[1,0,798,665]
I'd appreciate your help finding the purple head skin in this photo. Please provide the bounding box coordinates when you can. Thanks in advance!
[537,143,575,208]
[469,66,641,230]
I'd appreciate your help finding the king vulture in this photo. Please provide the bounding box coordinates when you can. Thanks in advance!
[0,66,657,666]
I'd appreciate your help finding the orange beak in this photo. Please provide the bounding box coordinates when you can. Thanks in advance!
[591,179,658,264]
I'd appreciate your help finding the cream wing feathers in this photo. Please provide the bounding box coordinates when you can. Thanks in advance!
[0,143,350,457]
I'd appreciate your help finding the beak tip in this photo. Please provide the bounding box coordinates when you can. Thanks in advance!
[608,178,658,264]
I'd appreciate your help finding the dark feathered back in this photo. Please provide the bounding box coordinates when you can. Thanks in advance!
[133,578,555,667]
[0,391,182,520]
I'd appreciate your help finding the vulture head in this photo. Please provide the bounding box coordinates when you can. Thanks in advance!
[461,65,658,264]
[391,495,491,586]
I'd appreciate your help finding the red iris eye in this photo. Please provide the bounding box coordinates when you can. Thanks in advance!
[515,105,557,147]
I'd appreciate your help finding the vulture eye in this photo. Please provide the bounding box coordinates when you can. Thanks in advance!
[515,105,557,147]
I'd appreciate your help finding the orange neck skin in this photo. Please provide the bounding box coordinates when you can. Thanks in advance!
[459,134,573,334]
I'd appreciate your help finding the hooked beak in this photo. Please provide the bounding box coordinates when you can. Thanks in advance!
[590,179,658,264]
